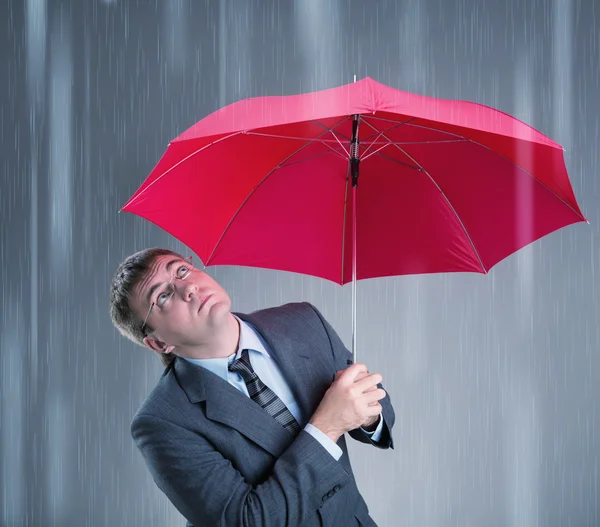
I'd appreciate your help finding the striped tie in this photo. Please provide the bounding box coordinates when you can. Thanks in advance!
[228,349,301,435]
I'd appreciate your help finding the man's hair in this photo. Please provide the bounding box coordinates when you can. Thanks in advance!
[109,247,184,368]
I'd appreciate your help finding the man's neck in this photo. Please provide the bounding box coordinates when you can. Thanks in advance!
[176,314,241,360]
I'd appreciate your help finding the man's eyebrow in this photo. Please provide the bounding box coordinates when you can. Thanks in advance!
[145,258,183,306]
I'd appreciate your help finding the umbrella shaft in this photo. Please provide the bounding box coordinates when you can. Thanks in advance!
[352,183,357,364]
[351,114,360,364]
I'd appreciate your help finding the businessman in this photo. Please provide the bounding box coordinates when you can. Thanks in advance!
[109,248,395,526]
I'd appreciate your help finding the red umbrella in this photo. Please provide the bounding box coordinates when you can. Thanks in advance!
[121,76,587,362]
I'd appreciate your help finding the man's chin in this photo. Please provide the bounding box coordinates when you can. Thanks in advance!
[202,298,230,317]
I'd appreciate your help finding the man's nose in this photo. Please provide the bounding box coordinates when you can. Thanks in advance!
[181,280,198,300]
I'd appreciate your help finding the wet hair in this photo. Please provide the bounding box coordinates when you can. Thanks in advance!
[109,248,184,367]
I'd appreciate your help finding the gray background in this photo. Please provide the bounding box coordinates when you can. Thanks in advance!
[1,0,599,525]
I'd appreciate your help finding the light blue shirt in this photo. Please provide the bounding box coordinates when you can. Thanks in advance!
[182,315,384,461]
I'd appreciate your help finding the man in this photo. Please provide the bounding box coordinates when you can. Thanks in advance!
[109,248,395,526]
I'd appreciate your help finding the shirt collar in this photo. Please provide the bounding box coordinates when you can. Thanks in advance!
[182,314,270,382]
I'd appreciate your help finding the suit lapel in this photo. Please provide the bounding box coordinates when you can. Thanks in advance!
[173,309,327,458]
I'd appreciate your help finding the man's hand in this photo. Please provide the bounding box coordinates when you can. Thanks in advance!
[335,368,382,429]
[309,364,385,442]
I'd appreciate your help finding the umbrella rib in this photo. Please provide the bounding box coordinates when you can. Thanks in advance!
[379,132,488,273]
[310,118,353,142]
[281,145,347,166]
[406,121,587,221]
[366,116,586,223]
[121,132,243,210]
[464,137,588,222]
[359,117,414,158]
[362,143,397,161]
[361,119,404,161]
[311,117,356,158]
[365,139,469,162]
[325,130,351,158]
[366,115,468,140]
[360,130,389,159]
[373,152,423,172]
[246,117,353,158]
[246,131,350,146]
[404,121,466,138]
[359,117,469,162]
[205,127,337,265]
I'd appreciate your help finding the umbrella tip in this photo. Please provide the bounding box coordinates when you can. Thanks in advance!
[353,74,357,82]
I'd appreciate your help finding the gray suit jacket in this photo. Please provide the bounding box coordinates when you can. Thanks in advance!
[131,302,395,526]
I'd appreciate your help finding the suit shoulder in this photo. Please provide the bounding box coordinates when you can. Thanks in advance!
[130,364,181,432]
[243,301,321,325]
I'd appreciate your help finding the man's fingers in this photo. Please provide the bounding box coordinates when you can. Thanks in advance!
[355,373,383,392]
[354,371,377,392]
[336,366,366,383]
[339,363,368,381]
[336,366,380,394]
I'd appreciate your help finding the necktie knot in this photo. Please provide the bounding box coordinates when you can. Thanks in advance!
[228,349,255,382]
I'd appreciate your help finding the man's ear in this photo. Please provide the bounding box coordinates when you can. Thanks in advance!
[143,335,175,355]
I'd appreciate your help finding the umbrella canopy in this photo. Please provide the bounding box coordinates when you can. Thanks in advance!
[121,77,586,288]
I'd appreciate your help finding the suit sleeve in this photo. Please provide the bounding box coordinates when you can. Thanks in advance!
[360,413,385,441]
[131,415,352,526]
[307,303,395,450]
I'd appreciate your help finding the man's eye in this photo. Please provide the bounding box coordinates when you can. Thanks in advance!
[157,290,171,307]
[178,265,189,277]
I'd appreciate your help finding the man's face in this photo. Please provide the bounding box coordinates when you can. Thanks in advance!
[131,254,232,354]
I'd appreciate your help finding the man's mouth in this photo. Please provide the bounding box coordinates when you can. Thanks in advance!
[198,294,214,312]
